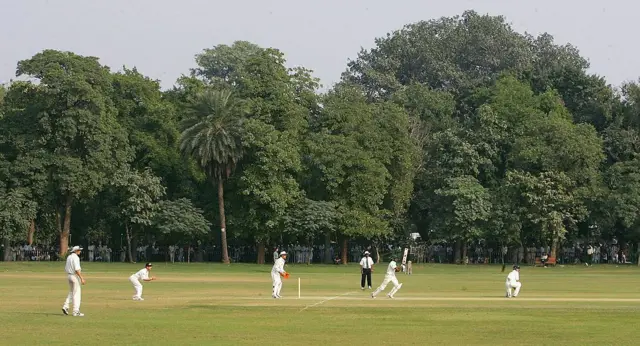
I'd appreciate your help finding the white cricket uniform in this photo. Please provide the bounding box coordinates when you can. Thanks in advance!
[63,253,82,313]
[372,261,402,298]
[129,268,149,300]
[271,257,286,297]
[505,270,522,297]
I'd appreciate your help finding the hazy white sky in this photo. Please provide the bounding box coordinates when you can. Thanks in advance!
[1,0,636,90]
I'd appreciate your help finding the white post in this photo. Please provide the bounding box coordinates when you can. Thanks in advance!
[298,277,301,299]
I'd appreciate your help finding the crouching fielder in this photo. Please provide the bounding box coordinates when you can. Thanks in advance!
[505,265,521,298]
[372,257,403,299]
[271,251,289,298]
[129,263,156,301]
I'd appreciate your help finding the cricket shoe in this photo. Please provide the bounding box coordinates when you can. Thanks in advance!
[361,287,365,290]
[368,286,372,289]
[72,312,84,317]
[387,294,394,299]
[62,308,69,316]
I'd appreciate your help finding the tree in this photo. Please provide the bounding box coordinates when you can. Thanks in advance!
[112,167,166,263]
[153,198,211,246]
[3,50,131,256]
[504,170,585,258]
[0,188,37,260]
[190,41,313,261]
[179,89,244,264]
[434,176,491,263]
[283,199,337,264]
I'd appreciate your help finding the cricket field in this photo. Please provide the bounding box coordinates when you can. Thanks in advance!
[1,262,639,345]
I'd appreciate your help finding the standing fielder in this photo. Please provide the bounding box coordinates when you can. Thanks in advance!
[371,257,403,299]
[505,265,522,298]
[62,246,86,317]
[359,251,374,290]
[271,251,289,298]
[129,263,156,301]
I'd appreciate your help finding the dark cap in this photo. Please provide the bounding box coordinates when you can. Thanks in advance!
[145,263,153,267]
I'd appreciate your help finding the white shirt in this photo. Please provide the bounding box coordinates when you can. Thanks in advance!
[506,270,520,284]
[272,257,286,275]
[65,253,81,275]
[385,261,398,277]
[360,256,374,269]
[131,268,149,281]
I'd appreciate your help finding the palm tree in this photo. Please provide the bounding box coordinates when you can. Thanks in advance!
[179,89,244,264]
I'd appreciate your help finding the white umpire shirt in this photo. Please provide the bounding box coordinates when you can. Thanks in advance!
[360,256,374,269]
[65,253,81,275]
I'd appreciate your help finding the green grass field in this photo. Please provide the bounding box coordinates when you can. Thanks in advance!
[1,262,639,345]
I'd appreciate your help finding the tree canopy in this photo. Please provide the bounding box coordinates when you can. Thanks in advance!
[1,11,638,264]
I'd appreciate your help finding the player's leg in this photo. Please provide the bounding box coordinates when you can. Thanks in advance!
[388,277,402,298]
[62,276,73,314]
[505,282,512,298]
[135,281,144,300]
[276,279,283,297]
[513,282,522,297]
[366,270,372,288]
[71,276,82,315]
[271,274,279,298]
[361,270,366,289]
[372,276,390,297]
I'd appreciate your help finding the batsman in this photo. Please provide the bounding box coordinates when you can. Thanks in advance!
[371,256,403,299]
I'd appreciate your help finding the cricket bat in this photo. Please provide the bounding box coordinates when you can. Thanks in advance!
[401,248,409,265]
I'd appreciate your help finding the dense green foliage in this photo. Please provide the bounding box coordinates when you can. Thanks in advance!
[2,11,640,262]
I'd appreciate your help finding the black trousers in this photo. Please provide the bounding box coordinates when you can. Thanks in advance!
[361,268,372,288]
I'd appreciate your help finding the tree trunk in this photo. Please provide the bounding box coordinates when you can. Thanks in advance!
[341,238,348,264]
[257,243,265,264]
[454,240,461,264]
[551,236,559,259]
[125,224,134,263]
[217,177,230,264]
[58,194,73,257]
[27,219,36,245]
[3,237,10,261]
[324,232,332,264]
[307,238,312,265]
[462,240,468,265]
[375,245,381,264]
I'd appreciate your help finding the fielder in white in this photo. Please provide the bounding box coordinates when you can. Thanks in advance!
[271,251,288,298]
[505,265,522,298]
[371,257,403,299]
[129,263,156,301]
[62,246,86,317]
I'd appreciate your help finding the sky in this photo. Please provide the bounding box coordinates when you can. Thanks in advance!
[1,0,637,91]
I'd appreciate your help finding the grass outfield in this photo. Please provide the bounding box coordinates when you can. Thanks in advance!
[1,262,640,345]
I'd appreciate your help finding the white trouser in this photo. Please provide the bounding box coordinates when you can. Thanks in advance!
[63,274,81,313]
[373,275,402,297]
[271,272,282,297]
[506,281,521,297]
[130,276,143,298]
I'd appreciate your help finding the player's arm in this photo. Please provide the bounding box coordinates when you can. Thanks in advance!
[75,265,85,284]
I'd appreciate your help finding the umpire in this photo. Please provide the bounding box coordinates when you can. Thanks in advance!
[360,251,374,290]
